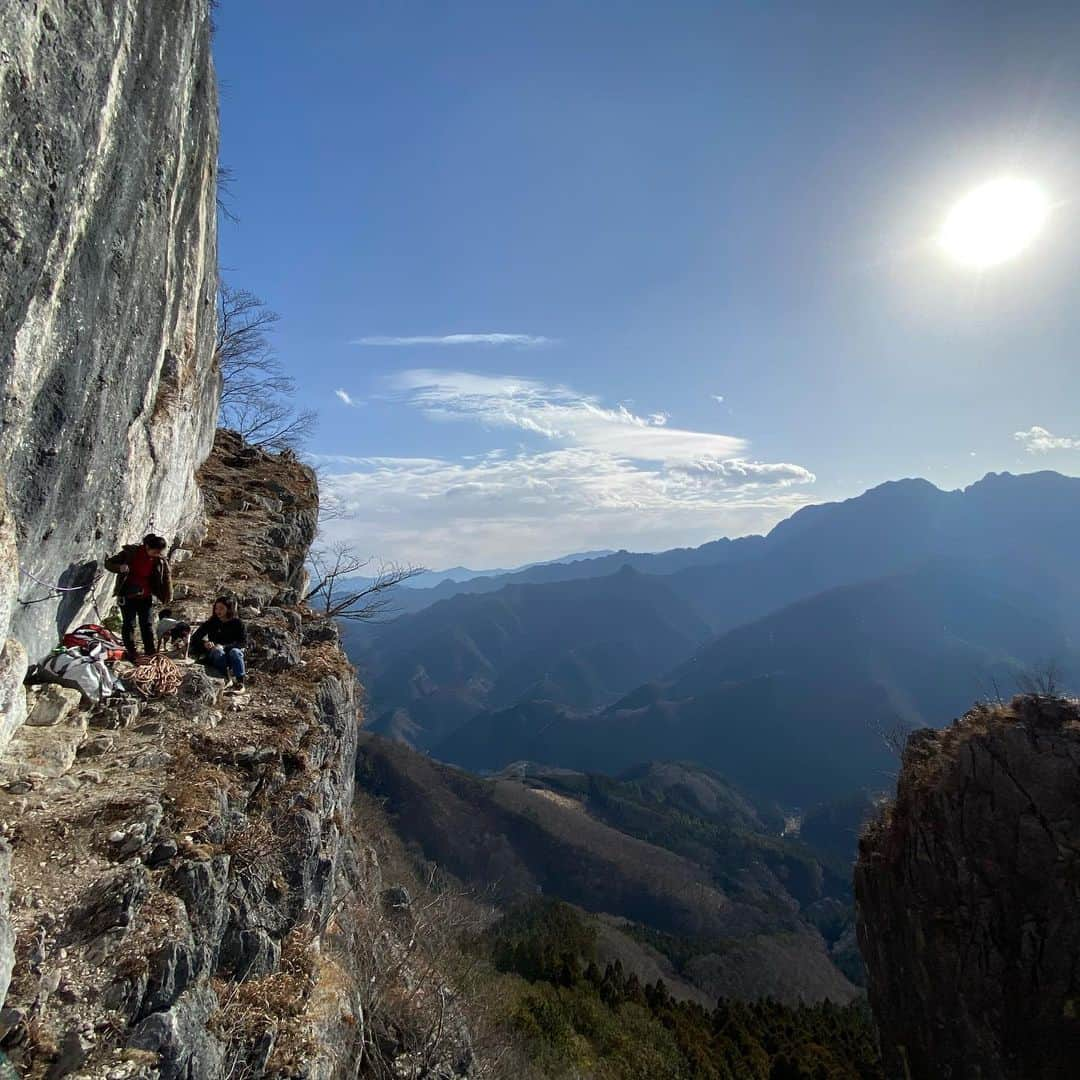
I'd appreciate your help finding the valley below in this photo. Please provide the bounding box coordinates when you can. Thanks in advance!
[346,466,1080,1046]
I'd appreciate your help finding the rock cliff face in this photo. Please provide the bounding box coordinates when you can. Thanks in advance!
[855,695,1080,1080]
[0,434,371,1077]
[0,0,220,751]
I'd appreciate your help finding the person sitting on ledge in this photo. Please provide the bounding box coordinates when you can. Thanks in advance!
[190,596,247,695]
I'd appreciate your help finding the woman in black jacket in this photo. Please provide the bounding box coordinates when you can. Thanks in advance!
[191,596,247,694]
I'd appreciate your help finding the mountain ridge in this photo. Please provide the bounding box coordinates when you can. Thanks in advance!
[434,557,1080,803]
[357,733,861,1005]
[349,468,1080,799]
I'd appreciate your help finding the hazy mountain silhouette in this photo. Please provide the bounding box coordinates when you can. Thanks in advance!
[659,470,1080,635]
[353,565,712,748]
[347,469,1080,801]
[353,548,623,592]
[435,559,1080,803]
[359,535,765,617]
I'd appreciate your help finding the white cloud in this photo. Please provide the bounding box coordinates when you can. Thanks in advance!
[312,370,815,566]
[712,394,725,405]
[334,388,362,407]
[352,333,552,347]
[1014,425,1080,454]
[387,370,747,464]
[316,448,815,567]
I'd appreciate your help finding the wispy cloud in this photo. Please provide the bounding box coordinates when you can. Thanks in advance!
[313,370,815,565]
[316,448,814,567]
[334,388,363,407]
[712,394,725,405]
[388,370,749,463]
[352,333,553,348]
[1014,425,1079,454]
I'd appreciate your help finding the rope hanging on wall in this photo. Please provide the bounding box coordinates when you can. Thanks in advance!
[17,566,106,622]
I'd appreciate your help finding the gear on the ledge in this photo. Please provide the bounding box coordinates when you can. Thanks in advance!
[124,655,185,699]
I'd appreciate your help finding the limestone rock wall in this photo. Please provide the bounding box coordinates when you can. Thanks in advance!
[855,696,1080,1080]
[0,0,220,751]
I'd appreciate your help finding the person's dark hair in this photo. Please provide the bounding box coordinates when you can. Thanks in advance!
[213,596,237,620]
[143,533,167,552]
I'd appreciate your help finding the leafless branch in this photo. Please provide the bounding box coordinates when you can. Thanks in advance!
[305,542,425,622]
[1017,659,1065,698]
[869,714,915,758]
[217,163,239,223]
[311,466,349,522]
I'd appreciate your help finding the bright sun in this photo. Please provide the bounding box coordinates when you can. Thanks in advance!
[939,178,1050,269]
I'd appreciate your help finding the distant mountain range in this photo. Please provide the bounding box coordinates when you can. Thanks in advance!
[347,548,619,594]
[345,470,1080,806]
[353,566,712,748]
[354,537,760,616]
[436,559,1079,804]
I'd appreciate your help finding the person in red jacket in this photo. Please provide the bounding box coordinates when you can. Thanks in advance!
[104,533,172,661]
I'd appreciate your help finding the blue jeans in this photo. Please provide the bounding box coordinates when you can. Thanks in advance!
[206,646,245,679]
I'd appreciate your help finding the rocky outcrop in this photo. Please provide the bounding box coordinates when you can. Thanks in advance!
[0,435,368,1077]
[855,695,1080,1080]
[0,0,220,749]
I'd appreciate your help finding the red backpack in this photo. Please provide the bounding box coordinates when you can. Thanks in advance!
[63,623,126,662]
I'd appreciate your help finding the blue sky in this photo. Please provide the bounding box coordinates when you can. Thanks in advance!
[213,2,1080,568]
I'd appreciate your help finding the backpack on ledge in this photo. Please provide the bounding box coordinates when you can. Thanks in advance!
[62,623,125,663]
[40,646,118,703]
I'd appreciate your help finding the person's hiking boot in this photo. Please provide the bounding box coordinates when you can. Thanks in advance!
[225,678,246,696]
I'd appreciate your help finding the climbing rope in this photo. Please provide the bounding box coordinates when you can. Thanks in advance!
[17,566,108,622]
[124,654,184,698]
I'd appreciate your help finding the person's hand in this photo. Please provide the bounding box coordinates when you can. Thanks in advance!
[204,640,215,650]
[117,564,129,573]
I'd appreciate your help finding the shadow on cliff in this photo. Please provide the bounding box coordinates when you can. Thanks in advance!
[54,560,103,641]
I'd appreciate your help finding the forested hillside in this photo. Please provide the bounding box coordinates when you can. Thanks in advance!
[356,735,864,1006]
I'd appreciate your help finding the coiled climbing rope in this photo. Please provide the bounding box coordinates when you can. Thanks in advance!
[125,654,184,698]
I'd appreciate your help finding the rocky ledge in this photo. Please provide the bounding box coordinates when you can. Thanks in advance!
[0,432,367,1078]
[855,694,1080,1080]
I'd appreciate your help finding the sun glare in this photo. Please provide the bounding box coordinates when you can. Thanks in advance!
[939,178,1050,269]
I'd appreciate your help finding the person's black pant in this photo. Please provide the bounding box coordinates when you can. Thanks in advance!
[121,597,155,657]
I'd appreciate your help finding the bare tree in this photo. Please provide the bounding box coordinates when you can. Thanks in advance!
[216,162,238,223]
[311,465,348,523]
[305,542,425,621]
[216,282,317,451]
[977,670,1008,709]
[1017,659,1065,698]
